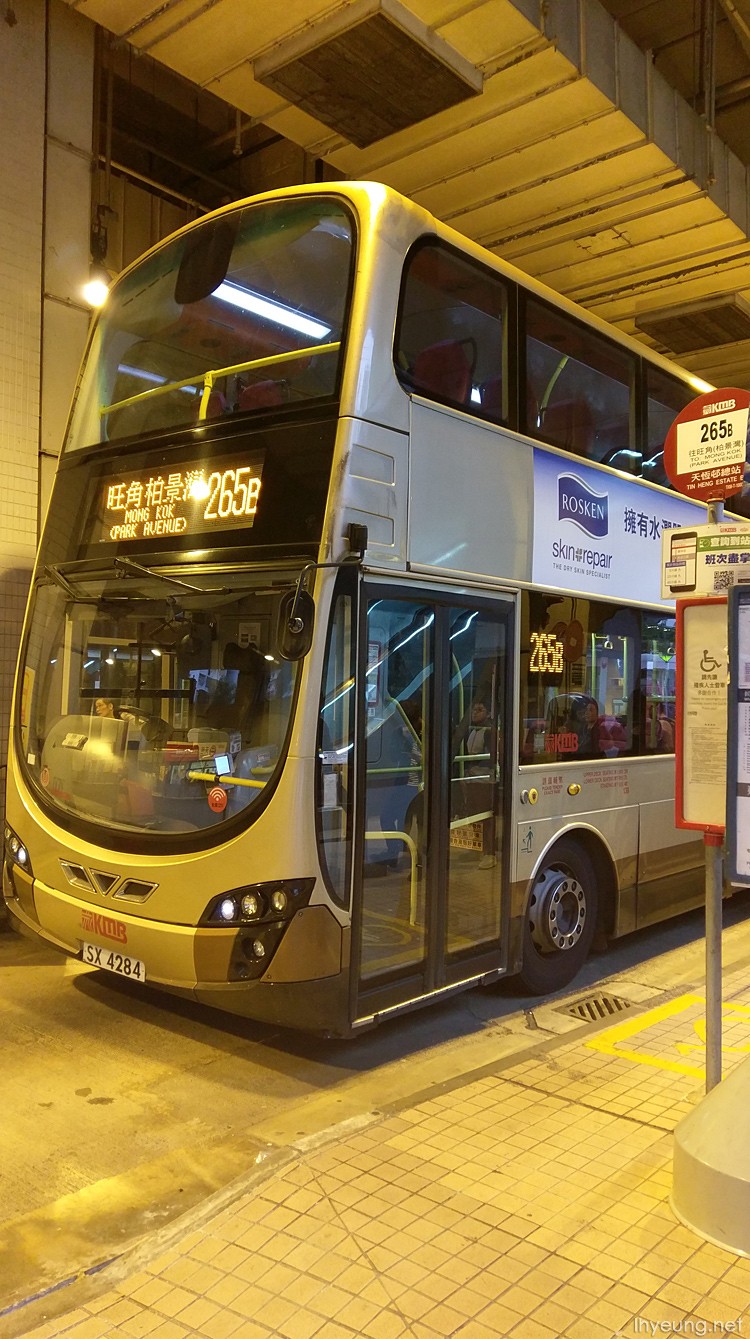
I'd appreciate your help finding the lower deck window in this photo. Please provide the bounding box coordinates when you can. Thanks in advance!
[520,591,675,765]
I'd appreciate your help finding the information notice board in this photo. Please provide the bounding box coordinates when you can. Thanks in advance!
[727,587,750,881]
[676,597,728,831]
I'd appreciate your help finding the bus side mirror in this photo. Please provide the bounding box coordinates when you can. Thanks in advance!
[277,590,315,661]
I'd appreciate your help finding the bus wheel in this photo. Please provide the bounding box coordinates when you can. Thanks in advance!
[519,838,598,994]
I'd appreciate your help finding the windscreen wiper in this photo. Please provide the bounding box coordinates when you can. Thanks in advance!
[113,556,230,594]
[43,564,99,601]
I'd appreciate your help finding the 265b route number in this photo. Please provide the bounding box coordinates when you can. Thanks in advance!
[204,468,261,520]
[700,418,733,442]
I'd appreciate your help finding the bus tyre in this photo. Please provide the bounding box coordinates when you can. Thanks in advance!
[519,838,598,994]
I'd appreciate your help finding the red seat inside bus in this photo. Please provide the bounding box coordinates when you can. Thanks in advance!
[480,376,503,414]
[239,380,284,411]
[412,339,472,405]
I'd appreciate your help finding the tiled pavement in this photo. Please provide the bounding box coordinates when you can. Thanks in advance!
[19,970,750,1339]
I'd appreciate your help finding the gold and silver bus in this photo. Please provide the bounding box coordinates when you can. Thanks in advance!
[4,182,728,1034]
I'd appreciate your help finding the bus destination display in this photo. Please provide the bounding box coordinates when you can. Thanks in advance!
[90,452,264,544]
[529,631,564,674]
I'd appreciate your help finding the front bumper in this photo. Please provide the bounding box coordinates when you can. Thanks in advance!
[3,868,349,1033]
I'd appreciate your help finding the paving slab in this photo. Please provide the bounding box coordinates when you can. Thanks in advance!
[10,936,750,1339]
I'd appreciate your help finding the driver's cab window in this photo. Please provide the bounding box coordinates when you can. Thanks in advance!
[525,297,636,473]
[24,576,298,835]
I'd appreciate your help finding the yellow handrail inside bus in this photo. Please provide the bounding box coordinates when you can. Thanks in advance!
[366,765,421,774]
[450,810,493,829]
[99,341,341,420]
[187,771,266,789]
[538,353,569,425]
[364,829,419,925]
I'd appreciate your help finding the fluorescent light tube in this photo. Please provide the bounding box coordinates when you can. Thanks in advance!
[118,365,197,394]
[211,282,330,340]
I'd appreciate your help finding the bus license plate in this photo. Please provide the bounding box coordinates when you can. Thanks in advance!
[81,941,146,981]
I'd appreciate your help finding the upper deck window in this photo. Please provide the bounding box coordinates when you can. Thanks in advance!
[65,197,354,453]
[644,366,702,488]
[525,298,636,472]
[395,241,508,422]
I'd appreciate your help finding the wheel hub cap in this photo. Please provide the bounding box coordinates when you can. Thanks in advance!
[529,868,586,952]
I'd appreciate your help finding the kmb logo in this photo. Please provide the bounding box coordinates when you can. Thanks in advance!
[81,908,127,943]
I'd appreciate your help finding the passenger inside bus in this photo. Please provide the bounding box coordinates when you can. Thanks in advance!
[564,696,628,759]
[453,697,496,870]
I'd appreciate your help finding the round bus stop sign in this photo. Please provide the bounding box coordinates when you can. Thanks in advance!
[663,387,750,501]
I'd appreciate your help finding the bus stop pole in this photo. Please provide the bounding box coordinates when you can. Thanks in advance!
[704,830,723,1091]
[705,497,724,1093]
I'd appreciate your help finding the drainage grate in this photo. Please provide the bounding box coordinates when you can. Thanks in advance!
[560,992,632,1022]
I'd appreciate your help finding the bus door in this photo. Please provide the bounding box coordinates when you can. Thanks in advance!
[353,588,513,1021]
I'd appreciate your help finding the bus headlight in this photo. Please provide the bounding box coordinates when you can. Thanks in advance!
[270,888,288,914]
[5,825,32,878]
[202,878,314,926]
[241,891,264,920]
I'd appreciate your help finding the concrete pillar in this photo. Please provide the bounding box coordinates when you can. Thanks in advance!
[0,1,45,800]
[40,0,95,524]
[0,0,93,819]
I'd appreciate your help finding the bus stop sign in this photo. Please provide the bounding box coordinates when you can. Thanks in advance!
[663,387,750,502]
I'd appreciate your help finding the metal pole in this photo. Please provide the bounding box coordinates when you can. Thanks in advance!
[704,831,723,1090]
[704,495,725,1092]
[708,501,724,526]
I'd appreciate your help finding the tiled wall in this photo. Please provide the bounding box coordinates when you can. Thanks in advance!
[0,1,45,794]
[0,0,93,825]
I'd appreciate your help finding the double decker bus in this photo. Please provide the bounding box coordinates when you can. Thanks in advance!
[4,181,729,1034]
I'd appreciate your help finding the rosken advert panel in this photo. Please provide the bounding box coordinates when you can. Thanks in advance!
[532,449,705,605]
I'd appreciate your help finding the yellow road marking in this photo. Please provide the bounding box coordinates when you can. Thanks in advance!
[586,993,750,1079]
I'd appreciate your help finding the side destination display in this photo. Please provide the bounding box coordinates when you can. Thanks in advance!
[88,449,265,544]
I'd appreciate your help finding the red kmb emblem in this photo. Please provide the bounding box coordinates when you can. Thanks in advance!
[81,908,127,943]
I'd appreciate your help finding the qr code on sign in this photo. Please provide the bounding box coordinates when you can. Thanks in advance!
[714,569,734,591]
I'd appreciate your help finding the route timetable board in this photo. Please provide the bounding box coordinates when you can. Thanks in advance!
[675,596,728,832]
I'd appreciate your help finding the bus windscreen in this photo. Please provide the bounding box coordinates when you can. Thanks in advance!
[19,568,300,840]
[65,197,354,453]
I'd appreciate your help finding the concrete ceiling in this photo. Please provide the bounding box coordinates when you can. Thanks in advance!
[600,0,750,168]
[67,0,750,389]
